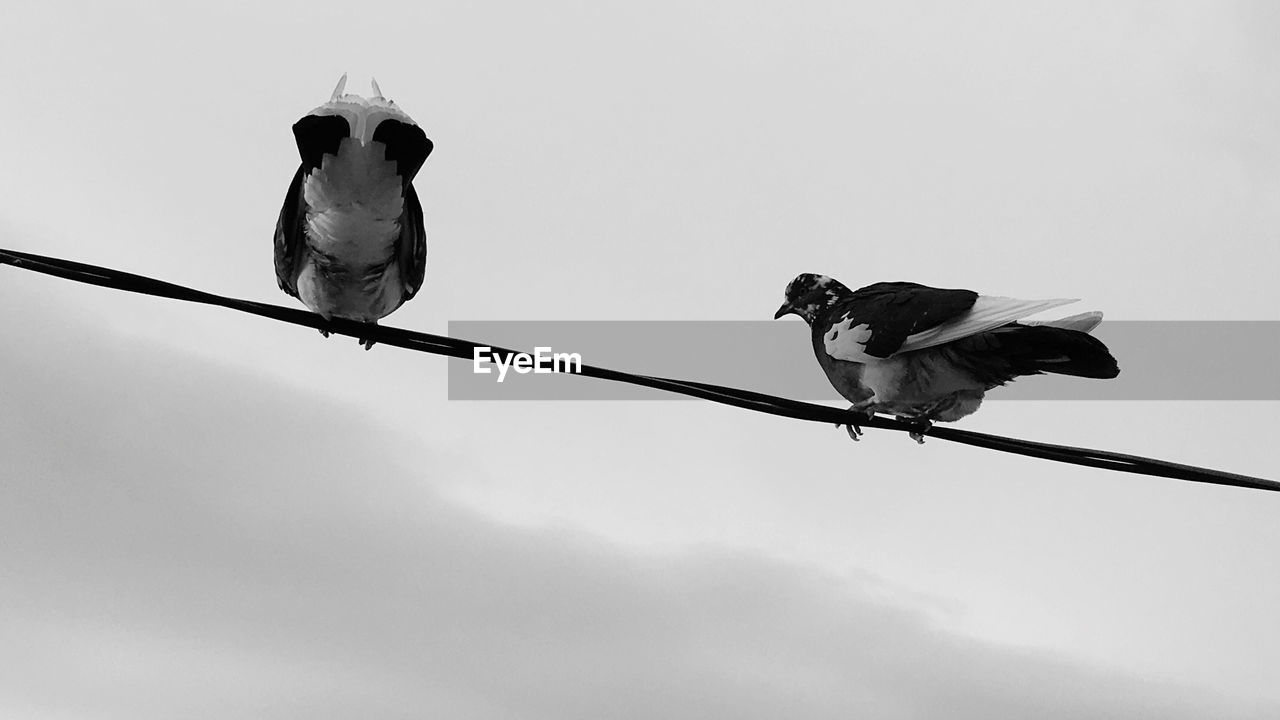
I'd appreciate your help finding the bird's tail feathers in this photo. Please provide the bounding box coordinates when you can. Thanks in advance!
[991,324,1119,379]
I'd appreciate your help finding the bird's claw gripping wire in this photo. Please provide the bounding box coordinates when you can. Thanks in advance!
[903,418,933,444]
[837,407,874,442]
[314,318,374,349]
[836,411,932,444]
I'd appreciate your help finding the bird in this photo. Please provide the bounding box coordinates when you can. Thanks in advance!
[773,273,1119,442]
[274,74,433,349]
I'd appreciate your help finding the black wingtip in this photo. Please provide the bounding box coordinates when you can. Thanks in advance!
[292,114,351,172]
[372,119,432,183]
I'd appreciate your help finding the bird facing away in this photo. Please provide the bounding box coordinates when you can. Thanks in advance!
[774,274,1120,441]
[274,74,433,349]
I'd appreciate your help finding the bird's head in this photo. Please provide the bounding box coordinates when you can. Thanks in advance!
[773,273,851,324]
[302,73,419,147]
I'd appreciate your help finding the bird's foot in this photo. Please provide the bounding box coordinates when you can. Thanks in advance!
[316,314,335,339]
[354,321,379,350]
[836,407,875,442]
[897,416,933,444]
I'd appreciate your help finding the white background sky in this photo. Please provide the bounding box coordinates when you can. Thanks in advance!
[2,1,1278,717]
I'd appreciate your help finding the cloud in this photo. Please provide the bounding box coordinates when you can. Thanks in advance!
[0,301,1269,720]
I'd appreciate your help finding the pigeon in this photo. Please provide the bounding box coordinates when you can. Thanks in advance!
[274,74,433,349]
[774,273,1119,442]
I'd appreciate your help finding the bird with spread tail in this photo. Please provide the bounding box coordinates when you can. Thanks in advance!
[274,74,432,349]
[774,274,1120,442]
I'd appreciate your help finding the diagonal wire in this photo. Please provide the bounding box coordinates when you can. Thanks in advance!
[2,247,1276,493]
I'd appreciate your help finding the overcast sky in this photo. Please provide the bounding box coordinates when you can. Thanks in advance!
[2,1,1278,717]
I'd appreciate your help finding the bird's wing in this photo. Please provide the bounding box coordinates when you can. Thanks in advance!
[275,114,352,298]
[292,114,351,172]
[823,282,1082,362]
[1024,311,1103,334]
[372,119,432,302]
[372,119,432,183]
[398,183,427,301]
[272,165,308,298]
[822,282,978,362]
[894,295,1080,354]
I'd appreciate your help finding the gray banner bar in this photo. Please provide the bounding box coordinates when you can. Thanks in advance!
[447,321,1279,401]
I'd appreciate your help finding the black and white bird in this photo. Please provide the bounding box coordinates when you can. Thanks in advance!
[274,74,432,349]
[774,274,1119,441]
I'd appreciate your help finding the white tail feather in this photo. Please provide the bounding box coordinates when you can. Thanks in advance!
[371,77,383,97]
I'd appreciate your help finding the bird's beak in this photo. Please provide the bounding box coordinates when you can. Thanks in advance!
[773,303,794,320]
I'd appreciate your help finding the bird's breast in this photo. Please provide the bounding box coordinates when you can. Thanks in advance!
[813,329,872,404]
[294,256,405,323]
[864,351,983,402]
